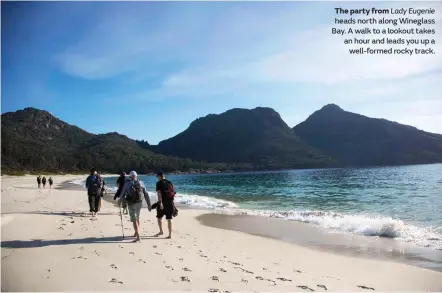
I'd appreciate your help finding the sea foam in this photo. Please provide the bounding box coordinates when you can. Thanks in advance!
[70,179,441,249]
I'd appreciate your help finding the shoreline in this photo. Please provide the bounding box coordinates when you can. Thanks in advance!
[3,175,442,291]
[61,178,442,273]
[197,213,442,273]
[3,163,442,178]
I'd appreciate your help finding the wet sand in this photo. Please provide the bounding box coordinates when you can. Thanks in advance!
[197,213,442,272]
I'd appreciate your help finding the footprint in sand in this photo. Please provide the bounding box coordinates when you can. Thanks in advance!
[153,245,157,248]
[177,246,182,249]
[277,277,292,282]
[298,286,315,292]
[208,289,220,293]
[129,252,135,255]
[110,264,117,270]
[71,256,87,260]
[229,261,242,266]
[182,267,192,272]
[357,285,375,291]
[211,276,219,281]
[178,258,184,262]
[241,278,248,284]
[180,276,190,282]
[118,245,124,249]
[68,233,73,236]
[138,259,147,264]
[79,246,84,251]
[58,227,64,230]
[165,265,174,271]
[294,269,303,273]
[155,252,162,256]
[234,267,253,274]
[317,285,327,291]
[70,221,75,224]
[219,268,227,273]
[110,278,123,284]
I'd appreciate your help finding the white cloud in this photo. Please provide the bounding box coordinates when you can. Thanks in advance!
[53,1,442,137]
[160,1,442,92]
[52,2,324,80]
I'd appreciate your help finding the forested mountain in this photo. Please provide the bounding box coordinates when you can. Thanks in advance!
[2,105,441,175]
[293,104,442,166]
[153,107,333,169]
[1,108,227,174]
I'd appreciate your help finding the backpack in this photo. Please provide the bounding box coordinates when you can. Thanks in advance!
[88,175,102,196]
[161,179,175,199]
[124,180,143,204]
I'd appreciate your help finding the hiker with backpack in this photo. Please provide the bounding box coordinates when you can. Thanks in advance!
[118,170,152,243]
[48,177,53,189]
[154,170,177,239]
[98,177,105,212]
[42,176,47,188]
[114,172,128,214]
[37,176,41,188]
[85,168,102,217]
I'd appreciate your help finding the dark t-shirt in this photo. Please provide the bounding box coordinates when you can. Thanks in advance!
[156,180,173,204]
[116,176,125,189]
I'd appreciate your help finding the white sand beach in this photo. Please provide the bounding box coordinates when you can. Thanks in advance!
[1,175,442,292]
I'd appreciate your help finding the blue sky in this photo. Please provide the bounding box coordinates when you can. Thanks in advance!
[2,1,441,144]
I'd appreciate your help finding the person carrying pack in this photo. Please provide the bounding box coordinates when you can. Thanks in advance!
[118,170,151,242]
[154,170,177,239]
[48,177,53,189]
[98,179,106,212]
[37,176,41,188]
[114,172,128,214]
[85,168,102,217]
[42,177,47,188]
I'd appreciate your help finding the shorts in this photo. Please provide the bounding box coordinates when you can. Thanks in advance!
[128,201,142,222]
[156,201,174,220]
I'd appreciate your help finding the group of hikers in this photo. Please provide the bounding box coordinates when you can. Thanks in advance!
[86,168,177,242]
[36,176,53,188]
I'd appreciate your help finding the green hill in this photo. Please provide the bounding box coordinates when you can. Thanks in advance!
[293,104,442,166]
[153,107,333,169]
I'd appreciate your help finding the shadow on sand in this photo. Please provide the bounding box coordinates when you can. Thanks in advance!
[1,235,166,249]
[1,236,123,248]
[2,211,116,217]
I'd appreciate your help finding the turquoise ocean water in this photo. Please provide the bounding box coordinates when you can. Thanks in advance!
[75,164,442,250]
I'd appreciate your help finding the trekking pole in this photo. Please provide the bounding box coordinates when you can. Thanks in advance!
[119,203,125,239]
